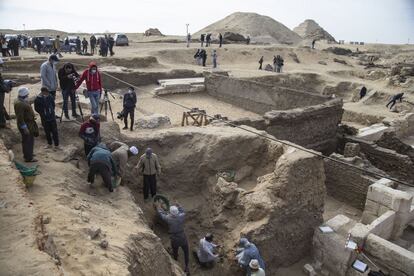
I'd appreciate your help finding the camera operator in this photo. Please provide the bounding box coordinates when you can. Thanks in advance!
[58,63,80,119]
[0,58,12,128]
[122,86,136,131]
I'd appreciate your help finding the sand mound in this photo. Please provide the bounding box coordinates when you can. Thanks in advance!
[293,19,336,42]
[195,12,302,44]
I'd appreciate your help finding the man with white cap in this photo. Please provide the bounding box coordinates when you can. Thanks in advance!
[136,147,161,200]
[155,202,190,275]
[40,54,59,100]
[111,143,139,182]
[14,87,39,162]
[249,259,265,276]
[236,238,265,276]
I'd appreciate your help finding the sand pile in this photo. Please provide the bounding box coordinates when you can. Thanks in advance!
[195,12,302,44]
[293,19,336,42]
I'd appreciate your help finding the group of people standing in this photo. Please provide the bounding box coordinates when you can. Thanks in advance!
[0,35,20,57]
[200,33,223,48]
[258,55,284,73]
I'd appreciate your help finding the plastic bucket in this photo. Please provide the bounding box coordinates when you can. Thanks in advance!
[23,175,36,187]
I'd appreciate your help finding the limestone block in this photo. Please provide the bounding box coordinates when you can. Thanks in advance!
[361,212,377,225]
[365,234,414,276]
[325,215,352,233]
[367,184,412,212]
[312,230,353,276]
[369,210,395,240]
[392,211,412,239]
[363,199,380,216]
[349,223,372,246]
[303,263,317,276]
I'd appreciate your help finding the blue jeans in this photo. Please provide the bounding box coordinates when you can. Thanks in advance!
[88,91,101,115]
[62,88,76,115]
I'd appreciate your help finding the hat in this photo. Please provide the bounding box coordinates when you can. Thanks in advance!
[239,238,250,247]
[249,259,260,270]
[129,146,139,155]
[18,87,29,97]
[49,54,59,62]
[170,205,179,216]
[85,127,95,134]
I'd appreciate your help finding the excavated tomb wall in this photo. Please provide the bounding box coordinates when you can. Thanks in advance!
[205,74,343,154]
[119,126,326,275]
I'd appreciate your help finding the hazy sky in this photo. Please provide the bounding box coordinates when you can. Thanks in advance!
[0,0,413,44]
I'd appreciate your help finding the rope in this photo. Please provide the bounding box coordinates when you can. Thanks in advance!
[67,61,414,187]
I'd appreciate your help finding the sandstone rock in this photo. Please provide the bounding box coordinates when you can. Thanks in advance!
[52,144,78,162]
[100,239,109,249]
[88,226,101,240]
[344,143,360,157]
[333,58,348,65]
[135,114,171,129]
[366,70,386,80]
[303,263,317,276]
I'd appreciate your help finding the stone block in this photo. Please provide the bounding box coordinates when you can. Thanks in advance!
[325,215,352,233]
[363,199,380,215]
[312,230,353,276]
[349,223,372,246]
[369,210,395,240]
[367,183,412,212]
[392,211,412,239]
[361,212,377,225]
[365,234,414,276]
[303,263,317,276]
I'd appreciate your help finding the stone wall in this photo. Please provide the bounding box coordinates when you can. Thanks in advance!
[263,99,343,153]
[344,136,414,184]
[205,73,329,114]
[324,153,379,209]
[206,74,344,153]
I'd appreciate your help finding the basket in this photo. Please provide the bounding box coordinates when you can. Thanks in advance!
[153,194,170,211]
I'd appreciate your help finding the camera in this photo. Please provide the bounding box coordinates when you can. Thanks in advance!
[117,110,125,120]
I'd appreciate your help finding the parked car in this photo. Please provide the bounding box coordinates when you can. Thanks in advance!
[61,36,78,52]
[114,34,129,46]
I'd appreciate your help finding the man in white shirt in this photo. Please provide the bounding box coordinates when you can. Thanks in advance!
[196,233,219,268]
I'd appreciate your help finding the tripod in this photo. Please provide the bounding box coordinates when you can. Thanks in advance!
[60,92,85,122]
[100,89,115,121]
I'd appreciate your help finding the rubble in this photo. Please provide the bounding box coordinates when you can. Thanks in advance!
[135,114,172,129]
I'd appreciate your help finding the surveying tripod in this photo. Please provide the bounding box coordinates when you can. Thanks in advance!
[100,89,115,121]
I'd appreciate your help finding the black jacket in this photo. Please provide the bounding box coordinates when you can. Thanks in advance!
[34,94,56,122]
[58,64,79,90]
[123,91,137,110]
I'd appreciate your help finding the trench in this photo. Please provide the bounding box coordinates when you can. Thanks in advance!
[121,129,278,275]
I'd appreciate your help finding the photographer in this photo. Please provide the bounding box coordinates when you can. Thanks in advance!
[121,86,136,131]
[58,63,80,119]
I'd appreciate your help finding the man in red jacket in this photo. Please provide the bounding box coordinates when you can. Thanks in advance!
[75,61,102,116]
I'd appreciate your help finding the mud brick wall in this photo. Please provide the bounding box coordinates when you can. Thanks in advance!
[324,155,377,209]
[205,73,329,114]
[345,137,414,184]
